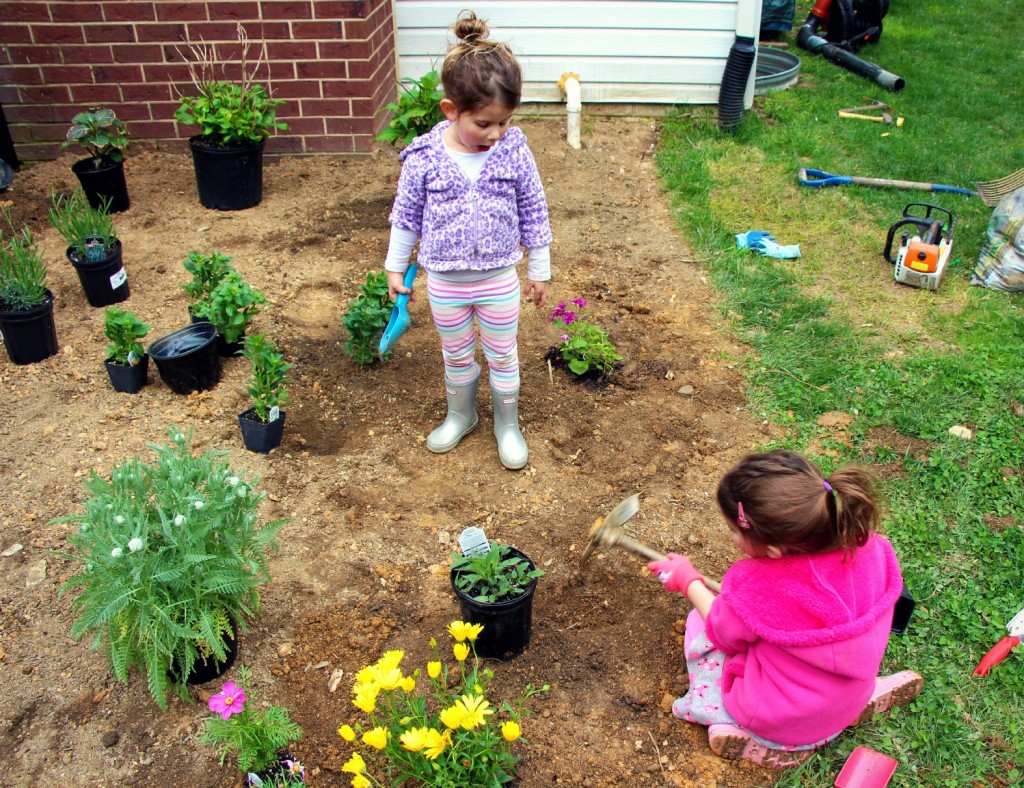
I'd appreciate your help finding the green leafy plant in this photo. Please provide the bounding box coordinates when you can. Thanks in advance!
[53,426,285,709]
[241,333,293,423]
[0,206,48,312]
[376,70,445,147]
[181,250,235,306]
[49,188,118,261]
[175,24,287,147]
[342,271,393,366]
[549,298,622,375]
[198,665,304,780]
[61,107,130,166]
[337,622,548,788]
[103,306,150,365]
[192,269,265,345]
[450,542,544,604]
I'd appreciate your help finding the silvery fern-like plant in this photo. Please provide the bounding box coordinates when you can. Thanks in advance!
[53,426,286,709]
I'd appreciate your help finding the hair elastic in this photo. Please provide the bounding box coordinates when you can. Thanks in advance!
[823,479,834,494]
[736,501,751,530]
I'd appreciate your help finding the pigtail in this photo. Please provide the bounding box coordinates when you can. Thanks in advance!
[827,465,880,550]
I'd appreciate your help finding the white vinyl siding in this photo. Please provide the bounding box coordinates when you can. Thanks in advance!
[394,0,760,105]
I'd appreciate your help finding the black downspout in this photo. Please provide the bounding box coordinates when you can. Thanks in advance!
[717,35,757,133]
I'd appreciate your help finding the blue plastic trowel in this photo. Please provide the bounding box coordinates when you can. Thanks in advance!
[378,264,419,354]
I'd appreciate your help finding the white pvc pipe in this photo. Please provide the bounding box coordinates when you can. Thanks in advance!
[561,74,582,150]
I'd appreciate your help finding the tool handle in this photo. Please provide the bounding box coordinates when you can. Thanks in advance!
[395,263,418,307]
[837,111,885,123]
[613,534,665,562]
[798,168,851,188]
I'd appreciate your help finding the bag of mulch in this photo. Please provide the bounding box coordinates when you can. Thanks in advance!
[971,186,1024,292]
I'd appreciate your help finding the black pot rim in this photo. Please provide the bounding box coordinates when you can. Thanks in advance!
[66,239,121,266]
[450,546,538,609]
[71,156,123,174]
[0,288,54,318]
[239,406,286,424]
[104,353,148,367]
[148,322,219,361]
[188,134,267,152]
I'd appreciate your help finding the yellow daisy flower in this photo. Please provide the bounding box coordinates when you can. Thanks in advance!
[423,728,450,760]
[377,649,404,670]
[362,726,389,750]
[439,704,465,730]
[455,693,494,730]
[427,660,442,679]
[374,667,403,691]
[337,724,356,742]
[342,751,366,774]
[400,726,429,752]
[447,620,484,642]
[352,775,371,788]
[400,675,416,693]
[453,642,470,662]
[501,720,522,741]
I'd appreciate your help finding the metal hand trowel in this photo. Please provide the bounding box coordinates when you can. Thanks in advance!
[379,264,419,354]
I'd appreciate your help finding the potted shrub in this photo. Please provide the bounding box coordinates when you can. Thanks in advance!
[336,621,548,787]
[198,665,304,785]
[181,250,235,319]
[62,107,130,213]
[103,306,150,393]
[174,24,287,211]
[192,269,266,356]
[238,333,293,454]
[342,271,393,367]
[0,207,58,365]
[49,189,129,307]
[53,426,286,710]
[450,539,544,660]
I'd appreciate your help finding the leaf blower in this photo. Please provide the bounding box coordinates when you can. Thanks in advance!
[797,0,905,91]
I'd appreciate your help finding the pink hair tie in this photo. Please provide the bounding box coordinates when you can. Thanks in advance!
[736,501,751,530]
[823,479,835,495]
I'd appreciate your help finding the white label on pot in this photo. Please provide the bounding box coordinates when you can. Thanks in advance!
[109,268,127,288]
[268,406,280,423]
[127,351,140,366]
[458,526,490,557]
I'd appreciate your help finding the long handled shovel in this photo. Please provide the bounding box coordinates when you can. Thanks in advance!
[798,167,979,198]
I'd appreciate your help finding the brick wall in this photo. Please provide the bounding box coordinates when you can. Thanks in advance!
[0,0,397,162]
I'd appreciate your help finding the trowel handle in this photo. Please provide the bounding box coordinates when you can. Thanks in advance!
[396,264,418,306]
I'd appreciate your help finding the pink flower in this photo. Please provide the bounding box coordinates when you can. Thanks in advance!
[571,298,587,308]
[560,334,570,342]
[208,680,247,719]
[561,312,577,325]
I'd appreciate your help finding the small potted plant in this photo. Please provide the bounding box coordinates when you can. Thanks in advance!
[450,536,544,660]
[0,206,58,365]
[376,70,445,147]
[54,426,286,709]
[49,189,129,307]
[198,665,304,786]
[61,107,131,213]
[174,24,287,210]
[547,297,623,380]
[342,271,393,367]
[181,250,235,319]
[192,269,266,356]
[337,621,548,787]
[238,333,293,454]
[103,306,150,393]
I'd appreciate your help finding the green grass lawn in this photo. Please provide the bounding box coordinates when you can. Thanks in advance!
[656,0,1024,784]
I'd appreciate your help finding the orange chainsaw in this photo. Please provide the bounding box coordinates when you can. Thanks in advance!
[883,203,956,290]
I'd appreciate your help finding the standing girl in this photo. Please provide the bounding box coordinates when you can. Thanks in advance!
[384,10,552,470]
[648,450,923,768]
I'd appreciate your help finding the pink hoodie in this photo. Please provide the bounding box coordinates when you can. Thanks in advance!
[704,533,903,746]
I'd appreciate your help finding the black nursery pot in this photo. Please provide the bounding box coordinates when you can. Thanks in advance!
[188,136,265,211]
[0,290,59,365]
[148,323,222,394]
[67,241,129,308]
[216,333,245,358]
[239,407,286,454]
[104,354,149,393]
[172,628,239,686]
[451,547,538,661]
[71,157,130,213]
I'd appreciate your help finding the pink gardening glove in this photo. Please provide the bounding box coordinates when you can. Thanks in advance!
[648,553,704,595]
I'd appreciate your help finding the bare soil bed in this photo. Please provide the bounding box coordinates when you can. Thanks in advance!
[0,118,780,787]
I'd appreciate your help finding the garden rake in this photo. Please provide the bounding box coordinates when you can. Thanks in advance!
[974,167,1024,207]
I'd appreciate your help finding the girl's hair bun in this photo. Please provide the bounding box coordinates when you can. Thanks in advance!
[454,10,489,44]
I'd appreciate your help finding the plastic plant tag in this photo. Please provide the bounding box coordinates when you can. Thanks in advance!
[458,526,490,557]
[269,406,281,423]
[127,350,140,366]
[109,267,127,288]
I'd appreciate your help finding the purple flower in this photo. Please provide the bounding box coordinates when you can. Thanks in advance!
[560,334,570,342]
[561,312,577,325]
[571,297,587,308]
[208,680,247,719]
[282,760,306,781]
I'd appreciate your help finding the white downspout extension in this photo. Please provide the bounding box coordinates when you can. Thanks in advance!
[558,72,582,150]
[735,0,763,109]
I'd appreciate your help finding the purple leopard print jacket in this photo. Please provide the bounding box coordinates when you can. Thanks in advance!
[388,120,553,273]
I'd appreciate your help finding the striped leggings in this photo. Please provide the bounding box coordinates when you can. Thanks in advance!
[425,267,521,395]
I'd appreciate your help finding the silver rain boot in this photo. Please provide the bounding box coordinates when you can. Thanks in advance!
[426,377,479,453]
[491,387,528,469]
